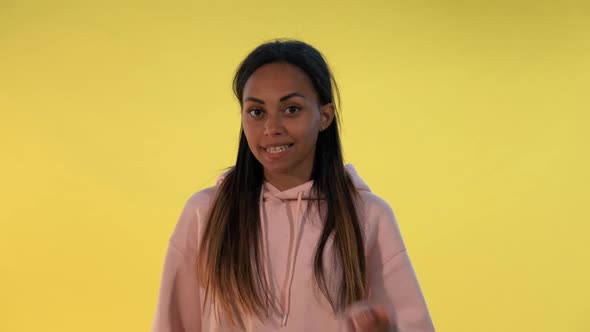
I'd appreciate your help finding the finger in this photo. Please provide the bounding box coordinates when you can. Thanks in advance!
[371,306,391,323]
[346,316,357,332]
[350,308,374,331]
[369,306,392,332]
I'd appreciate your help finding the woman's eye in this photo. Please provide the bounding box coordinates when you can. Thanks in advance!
[248,109,264,118]
[285,106,301,115]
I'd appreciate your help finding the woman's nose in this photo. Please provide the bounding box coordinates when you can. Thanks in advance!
[264,116,285,136]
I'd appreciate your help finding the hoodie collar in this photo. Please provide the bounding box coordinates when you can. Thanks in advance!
[262,180,315,201]
[215,164,371,197]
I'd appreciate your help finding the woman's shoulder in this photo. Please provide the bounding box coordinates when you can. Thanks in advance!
[168,184,219,255]
[184,185,219,212]
[356,190,397,222]
[355,190,406,259]
[345,164,396,222]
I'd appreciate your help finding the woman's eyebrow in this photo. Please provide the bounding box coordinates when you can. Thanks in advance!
[279,92,306,102]
[244,92,306,104]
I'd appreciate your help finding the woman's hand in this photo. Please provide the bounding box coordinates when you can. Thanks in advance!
[344,303,395,332]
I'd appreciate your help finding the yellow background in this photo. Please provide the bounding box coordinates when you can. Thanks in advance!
[1,1,588,331]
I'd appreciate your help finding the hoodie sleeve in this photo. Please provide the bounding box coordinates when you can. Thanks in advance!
[365,195,436,332]
[152,193,206,332]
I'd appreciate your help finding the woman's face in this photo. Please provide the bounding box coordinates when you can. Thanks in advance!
[241,62,334,183]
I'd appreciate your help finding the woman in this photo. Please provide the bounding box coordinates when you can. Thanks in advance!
[152,39,435,332]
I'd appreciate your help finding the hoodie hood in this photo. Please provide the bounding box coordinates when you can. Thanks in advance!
[215,163,370,326]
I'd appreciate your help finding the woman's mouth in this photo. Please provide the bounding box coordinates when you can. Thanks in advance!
[264,144,294,154]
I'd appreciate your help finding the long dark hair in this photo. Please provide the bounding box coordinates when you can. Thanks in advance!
[197,39,366,324]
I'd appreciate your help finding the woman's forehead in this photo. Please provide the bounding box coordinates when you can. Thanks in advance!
[243,63,315,97]
[244,63,312,91]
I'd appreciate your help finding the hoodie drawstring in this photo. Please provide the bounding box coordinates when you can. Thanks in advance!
[258,186,311,326]
[259,189,276,315]
[280,190,306,326]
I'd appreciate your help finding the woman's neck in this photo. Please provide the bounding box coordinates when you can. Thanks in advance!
[264,170,312,192]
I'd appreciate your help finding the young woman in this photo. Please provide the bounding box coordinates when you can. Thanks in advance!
[152,39,435,332]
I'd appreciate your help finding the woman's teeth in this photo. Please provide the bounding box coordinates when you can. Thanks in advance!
[266,145,291,154]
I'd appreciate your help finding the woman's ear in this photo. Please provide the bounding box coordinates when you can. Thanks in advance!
[319,103,335,131]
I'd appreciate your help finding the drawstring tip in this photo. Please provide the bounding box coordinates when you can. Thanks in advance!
[281,315,288,326]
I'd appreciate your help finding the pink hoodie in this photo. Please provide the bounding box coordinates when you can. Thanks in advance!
[152,164,435,331]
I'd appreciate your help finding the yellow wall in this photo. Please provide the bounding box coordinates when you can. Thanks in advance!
[1,1,588,331]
